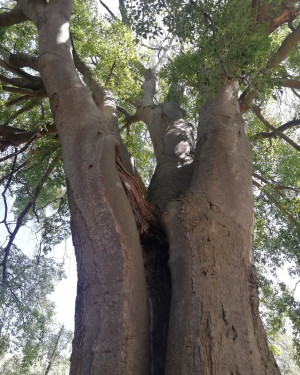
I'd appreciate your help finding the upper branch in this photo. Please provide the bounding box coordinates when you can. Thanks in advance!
[0,123,56,151]
[118,0,130,26]
[2,49,39,72]
[252,105,300,151]
[99,0,118,20]
[281,78,300,89]
[117,105,140,130]
[0,2,27,27]
[256,0,300,34]
[269,22,300,68]
[0,73,44,90]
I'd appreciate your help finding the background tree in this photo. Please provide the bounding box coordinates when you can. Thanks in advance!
[0,0,299,374]
[0,323,72,375]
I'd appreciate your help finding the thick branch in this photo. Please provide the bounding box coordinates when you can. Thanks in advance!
[72,47,105,107]
[0,136,39,162]
[118,0,130,25]
[0,3,27,27]
[6,94,32,107]
[239,5,300,113]
[117,105,140,128]
[2,85,46,97]
[281,79,300,89]
[267,3,299,34]
[0,57,36,80]
[0,123,57,150]
[6,51,39,71]
[251,118,300,139]
[239,89,255,114]
[254,1,299,33]
[269,23,300,68]
[0,73,43,90]
[99,0,118,20]
[142,69,157,106]
[252,105,300,151]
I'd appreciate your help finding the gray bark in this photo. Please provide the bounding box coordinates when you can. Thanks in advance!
[161,81,280,374]
[137,69,195,209]
[23,1,150,374]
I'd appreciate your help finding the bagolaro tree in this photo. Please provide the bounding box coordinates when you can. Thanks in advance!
[0,0,299,374]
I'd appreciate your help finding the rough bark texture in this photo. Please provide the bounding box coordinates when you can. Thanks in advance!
[33,2,150,374]
[135,68,196,374]
[161,82,280,374]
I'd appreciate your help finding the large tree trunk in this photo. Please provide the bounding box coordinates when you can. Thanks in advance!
[33,2,149,374]
[161,81,280,374]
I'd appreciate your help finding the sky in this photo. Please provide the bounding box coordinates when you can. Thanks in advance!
[49,239,77,331]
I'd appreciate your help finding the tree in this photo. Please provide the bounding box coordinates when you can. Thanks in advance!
[0,0,299,374]
[0,323,72,375]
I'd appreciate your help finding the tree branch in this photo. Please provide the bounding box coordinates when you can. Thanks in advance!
[0,136,37,162]
[0,159,30,185]
[118,0,130,26]
[99,0,118,20]
[3,50,39,71]
[2,85,46,97]
[117,105,140,129]
[6,94,32,107]
[44,325,65,375]
[269,23,300,68]
[1,150,18,234]
[253,172,300,194]
[252,105,300,151]
[72,43,106,108]
[0,123,57,150]
[0,73,43,90]
[251,118,300,139]
[0,2,27,27]
[254,1,300,34]
[267,4,299,34]
[291,88,300,99]
[281,78,300,89]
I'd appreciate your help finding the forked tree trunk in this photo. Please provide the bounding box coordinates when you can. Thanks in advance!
[22,1,281,374]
